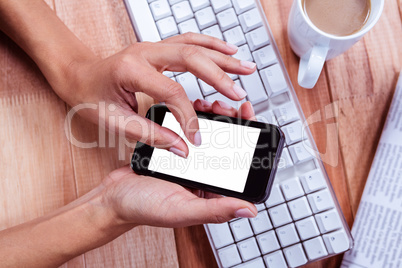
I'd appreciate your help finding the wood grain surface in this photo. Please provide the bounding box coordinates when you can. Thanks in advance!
[0,0,401,267]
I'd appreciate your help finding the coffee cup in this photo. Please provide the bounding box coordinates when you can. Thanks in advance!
[288,0,384,89]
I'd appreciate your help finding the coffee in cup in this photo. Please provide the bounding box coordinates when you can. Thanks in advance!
[302,0,371,36]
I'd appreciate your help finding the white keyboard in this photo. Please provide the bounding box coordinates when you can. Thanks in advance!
[123,0,353,267]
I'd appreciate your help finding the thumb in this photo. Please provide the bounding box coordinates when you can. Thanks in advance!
[112,110,189,158]
[180,197,258,226]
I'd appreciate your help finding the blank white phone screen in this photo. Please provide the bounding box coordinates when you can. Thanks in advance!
[148,112,261,193]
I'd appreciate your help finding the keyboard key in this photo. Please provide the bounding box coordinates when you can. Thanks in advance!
[304,236,328,261]
[257,230,280,254]
[280,177,305,201]
[307,189,335,213]
[315,209,343,233]
[300,169,327,193]
[253,45,277,69]
[189,0,209,12]
[256,110,276,125]
[198,79,216,96]
[288,141,315,164]
[246,27,270,51]
[232,0,256,14]
[282,121,303,145]
[265,184,285,207]
[178,18,200,34]
[288,196,312,221]
[273,102,300,126]
[239,8,263,32]
[255,203,266,211]
[268,203,292,227]
[240,71,268,105]
[278,148,293,170]
[234,257,265,268]
[223,26,246,46]
[283,244,308,267]
[323,229,350,254]
[172,1,193,23]
[201,25,223,40]
[163,71,174,77]
[276,223,300,247]
[217,8,239,32]
[264,251,287,268]
[156,16,179,39]
[176,72,203,101]
[218,244,242,268]
[211,0,232,13]
[230,218,254,241]
[168,0,182,4]
[233,44,253,62]
[150,0,172,20]
[249,210,272,234]
[260,64,288,97]
[207,223,234,249]
[195,7,217,30]
[237,237,261,261]
[206,90,246,109]
[295,216,321,240]
[270,92,291,106]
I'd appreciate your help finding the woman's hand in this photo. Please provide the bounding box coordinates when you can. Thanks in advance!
[0,101,258,268]
[56,33,256,157]
[0,0,256,157]
[100,101,258,228]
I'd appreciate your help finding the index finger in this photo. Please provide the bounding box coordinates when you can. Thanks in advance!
[128,69,201,146]
[161,32,239,55]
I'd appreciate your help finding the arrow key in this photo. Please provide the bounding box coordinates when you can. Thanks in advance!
[303,236,328,261]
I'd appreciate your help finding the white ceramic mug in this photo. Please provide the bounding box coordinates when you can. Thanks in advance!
[288,0,384,89]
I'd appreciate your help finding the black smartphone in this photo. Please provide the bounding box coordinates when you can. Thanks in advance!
[131,105,285,203]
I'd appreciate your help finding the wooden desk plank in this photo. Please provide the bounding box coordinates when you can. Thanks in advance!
[53,0,179,267]
[325,0,402,215]
[0,29,85,268]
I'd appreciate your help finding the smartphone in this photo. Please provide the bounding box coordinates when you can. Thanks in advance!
[131,105,285,203]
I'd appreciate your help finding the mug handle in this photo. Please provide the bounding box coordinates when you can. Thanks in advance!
[298,46,329,89]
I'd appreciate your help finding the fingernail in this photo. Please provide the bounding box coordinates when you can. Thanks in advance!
[241,60,256,70]
[233,83,247,99]
[226,42,238,52]
[235,208,256,218]
[217,100,233,110]
[194,130,202,147]
[200,99,212,108]
[169,147,187,158]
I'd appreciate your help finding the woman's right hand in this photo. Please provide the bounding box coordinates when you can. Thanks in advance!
[53,33,256,157]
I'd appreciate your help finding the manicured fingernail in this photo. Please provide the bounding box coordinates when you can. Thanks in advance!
[169,147,186,158]
[194,130,202,147]
[226,42,238,52]
[235,208,256,218]
[217,100,233,110]
[241,60,256,70]
[200,99,212,108]
[233,83,247,99]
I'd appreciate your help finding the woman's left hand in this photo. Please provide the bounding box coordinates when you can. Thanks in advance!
[99,101,258,228]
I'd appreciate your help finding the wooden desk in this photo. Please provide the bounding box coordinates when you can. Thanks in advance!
[0,0,401,267]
